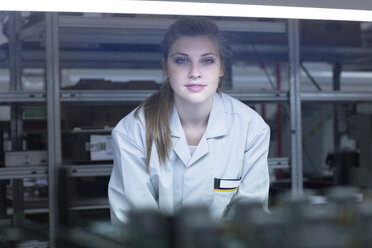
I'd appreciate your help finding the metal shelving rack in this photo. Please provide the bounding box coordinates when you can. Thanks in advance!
[2,10,372,248]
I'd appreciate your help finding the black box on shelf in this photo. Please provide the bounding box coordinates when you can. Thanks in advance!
[62,127,113,164]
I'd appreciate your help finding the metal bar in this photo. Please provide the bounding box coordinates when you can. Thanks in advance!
[21,50,161,61]
[60,90,289,103]
[301,92,372,102]
[0,158,287,180]
[2,90,372,104]
[20,20,45,41]
[0,92,46,103]
[8,11,25,228]
[0,167,48,180]
[64,164,114,177]
[46,12,61,248]
[300,63,322,91]
[59,16,286,33]
[229,91,288,102]
[64,157,288,177]
[11,179,24,227]
[333,62,342,153]
[8,13,22,92]
[288,20,303,196]
[60,90,154,102]
[8,11,23,150]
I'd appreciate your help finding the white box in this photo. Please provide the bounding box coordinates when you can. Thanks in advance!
[5,150,47,167]
[89,135,113,161]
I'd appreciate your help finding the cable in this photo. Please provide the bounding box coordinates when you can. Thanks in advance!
[300,63,322,91]
[251,43,276,90]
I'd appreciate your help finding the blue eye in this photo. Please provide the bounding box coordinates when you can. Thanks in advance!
[175,57,189,64]
[201,58,214,65]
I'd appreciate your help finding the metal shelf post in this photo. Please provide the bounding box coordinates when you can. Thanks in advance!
[288,19,303,196]
[46,12,61,248]
[8,11,25,227]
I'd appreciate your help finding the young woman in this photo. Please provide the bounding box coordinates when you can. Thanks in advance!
[108,17,270,225]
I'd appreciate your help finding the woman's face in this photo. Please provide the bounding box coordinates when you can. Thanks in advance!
[165,35,224,106]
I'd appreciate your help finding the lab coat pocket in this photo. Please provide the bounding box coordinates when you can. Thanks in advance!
[212,178,240,215]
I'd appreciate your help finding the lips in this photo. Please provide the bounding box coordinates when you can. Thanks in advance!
[185,84,206,92]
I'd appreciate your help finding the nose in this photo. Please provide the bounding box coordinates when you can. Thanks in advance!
[189,62,201,79]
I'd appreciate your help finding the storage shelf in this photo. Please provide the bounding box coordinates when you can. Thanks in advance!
[5,45,372,68]
[0,91,45,104]
[60,90,290,103]
[6,11,371,247]
[0,166,48,180]
[59,16,287,33]
[20,16,286,44]
[59,90,372,103]
[64,157,289,177]
[64,164,113,177]
[0,157,289,179]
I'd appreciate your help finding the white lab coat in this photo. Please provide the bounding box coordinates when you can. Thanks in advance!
[108,93,270,225]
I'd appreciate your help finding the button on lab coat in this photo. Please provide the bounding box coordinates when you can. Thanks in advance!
[108,93,270,225]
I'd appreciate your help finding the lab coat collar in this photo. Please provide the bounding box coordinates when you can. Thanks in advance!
[170,93,228,167]
[205,93,227,139]
[170,106,191,166]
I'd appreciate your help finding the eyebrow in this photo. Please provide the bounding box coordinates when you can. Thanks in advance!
[169,52,219,57]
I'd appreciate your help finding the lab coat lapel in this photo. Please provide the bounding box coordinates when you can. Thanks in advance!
[188,133,209,166]
[189,93,228,166]
[170,106,191,167]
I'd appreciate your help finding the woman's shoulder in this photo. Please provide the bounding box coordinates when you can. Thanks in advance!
[112,107,145,137]
[220,93,269,129]
[221,94,270,135]
[220,93,261,116]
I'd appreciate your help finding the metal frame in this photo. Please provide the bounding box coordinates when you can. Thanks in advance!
[288,19,303,196]
[45,12,61,248]
[8,11,25,227]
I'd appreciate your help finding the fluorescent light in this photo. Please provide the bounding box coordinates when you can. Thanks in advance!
[1,0,372,22]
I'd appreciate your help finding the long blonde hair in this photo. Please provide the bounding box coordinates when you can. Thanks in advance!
[135,17,231,168]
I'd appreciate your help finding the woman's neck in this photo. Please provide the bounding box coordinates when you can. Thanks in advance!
[175,97,212,128]
[174,97,213,146]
